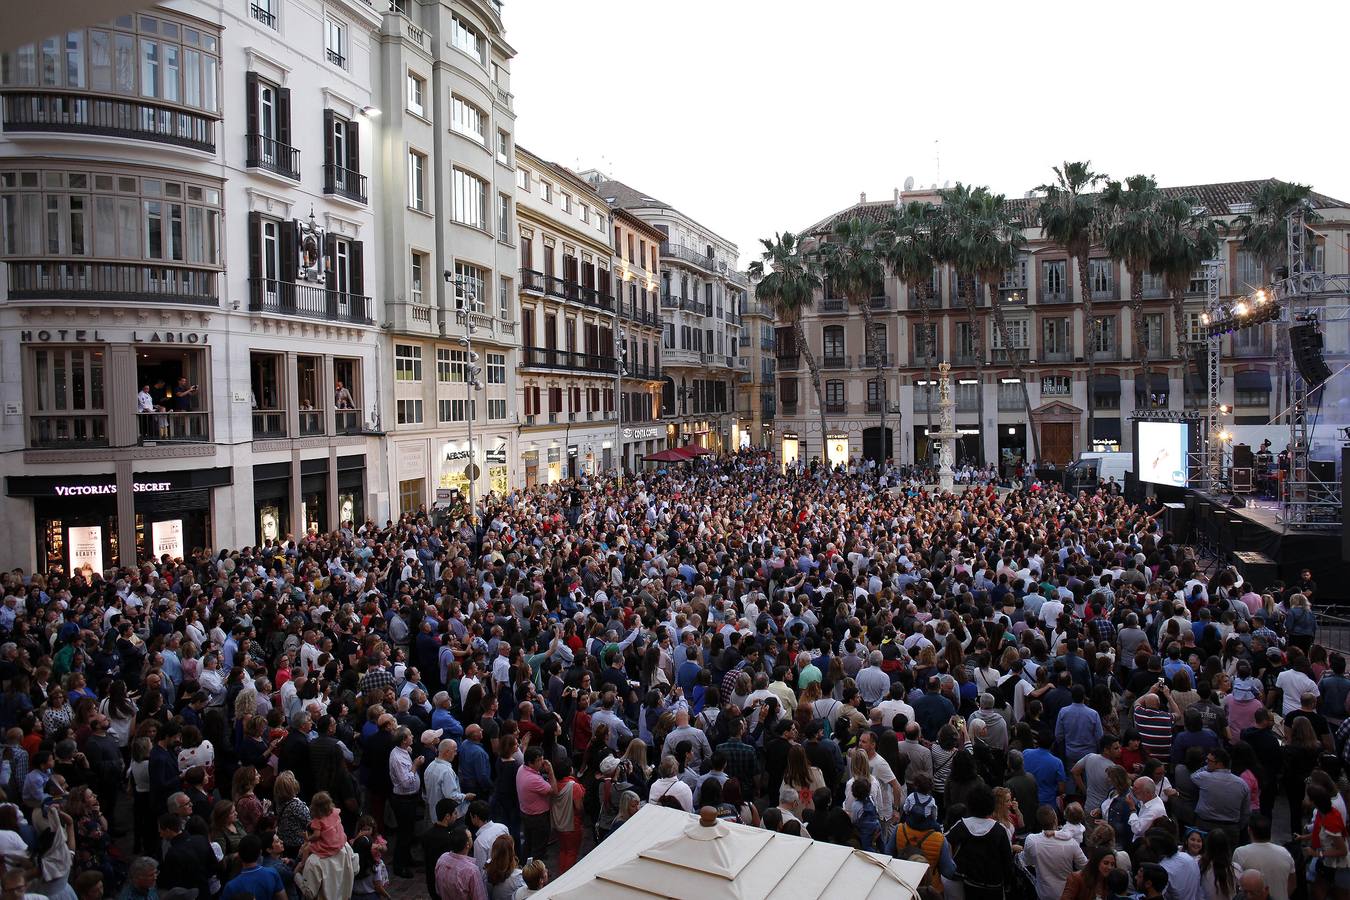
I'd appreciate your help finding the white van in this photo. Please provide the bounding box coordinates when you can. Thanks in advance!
[1065,451,1133,490]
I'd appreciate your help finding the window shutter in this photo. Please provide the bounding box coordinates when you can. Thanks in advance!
[324,233,337,291]
[247,212,262,307]
[276,87,292,148]
[531,386,540,415]
[279,219,297,281]
[350,242,364,296]
[323,109,335,170]
[346,118,360,173]
[246,72,259,135]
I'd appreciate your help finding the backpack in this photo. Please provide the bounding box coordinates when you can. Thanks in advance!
[894,824,944,892]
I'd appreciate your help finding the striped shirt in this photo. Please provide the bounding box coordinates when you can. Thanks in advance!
[1133,704,1175,763]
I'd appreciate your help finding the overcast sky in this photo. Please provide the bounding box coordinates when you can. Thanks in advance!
[507,0,1350,269]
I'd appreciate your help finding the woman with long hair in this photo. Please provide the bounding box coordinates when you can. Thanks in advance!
[1061,845,1118,900]
[1199,828,1241,900]
[1285,717,1323,836]
[782,745,826,813]
[98,679,137,755]
[273,771,311,858]
[209,799,244,857]
[485,833,524,900]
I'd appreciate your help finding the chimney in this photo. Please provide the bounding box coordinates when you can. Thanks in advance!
[859,192,866,203]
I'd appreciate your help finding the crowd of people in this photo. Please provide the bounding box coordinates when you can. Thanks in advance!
[0,448,1335,900]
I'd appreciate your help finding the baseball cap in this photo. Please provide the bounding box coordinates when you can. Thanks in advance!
[420,729,443,745]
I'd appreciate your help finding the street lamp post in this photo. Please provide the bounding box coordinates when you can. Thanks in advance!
[445,271,481,526]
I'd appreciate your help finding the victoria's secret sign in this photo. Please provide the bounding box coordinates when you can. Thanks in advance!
[53,481,173,496]
[21,330,209,344]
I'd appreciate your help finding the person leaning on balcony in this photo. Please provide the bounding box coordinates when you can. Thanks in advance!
[137,384,154,438]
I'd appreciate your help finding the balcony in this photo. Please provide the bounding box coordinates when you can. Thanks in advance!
[999,287,1028,305]
[745,300,774,318]
[990,348,1028,364]
[325,48,346,67]
[29,414,107,449]
[138,411,209,443]
[760,338,775,352]
[781,401,798,416]
[521,347,618,374]
[628,363,662,380]
[660,242,720,273]
[248,278,373,324]
[817,298,846,314]
[2,90,216,152]
[7,260,218,306]
[335,410,361,434]
[299,410,324,436]
[520,268,546,294]
[381,11,433,53]
[1042,349,1074,363]
[323,164,368,204]
[250,3,277,26]
[861,352,894,368]
[1039,289,1072,304]
[662,348,708,367]
[869,294,890,310]
[1232,338,1274,357]
[908,290,943,311]
[824,402,847,415]
[253,410,286,439]
[246,133,300,180]
[659,293,706,315]
[951,352,980,367]
[1089,286,1119,302]
[821,355,851,370]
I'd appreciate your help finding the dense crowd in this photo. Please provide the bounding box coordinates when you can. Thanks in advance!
[0,448,1336,900]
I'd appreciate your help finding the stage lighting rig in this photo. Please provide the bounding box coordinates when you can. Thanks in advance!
[1204,287,1281,338]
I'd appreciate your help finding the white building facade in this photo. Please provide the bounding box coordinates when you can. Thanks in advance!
[373,0,520,516]
[0,0,388,572]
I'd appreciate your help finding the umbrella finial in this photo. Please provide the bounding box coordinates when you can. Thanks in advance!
[698,807,718,828]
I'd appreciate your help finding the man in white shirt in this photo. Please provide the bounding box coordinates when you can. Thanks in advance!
[1127,776,1168,840]
[648,756,693,812]
[468,802,508,871]
[1233,815,1295,900]
[874,684,916,731]
[1022,805,1087,900]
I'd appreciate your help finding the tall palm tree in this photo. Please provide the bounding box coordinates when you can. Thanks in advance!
[937,184,987,464]
[881,201,941,451]
[1102,175,1164,409]
[1153,197,1222,373]
[966,187,1041,465]
[1037,162,1107,445]
[1235,180,1320,273]
[815,217,891,463]
[748,231,826,467]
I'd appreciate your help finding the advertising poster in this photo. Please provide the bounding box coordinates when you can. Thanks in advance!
[151,519,184,561]
[68,525,103,575]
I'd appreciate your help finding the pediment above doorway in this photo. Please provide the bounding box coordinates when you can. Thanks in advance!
[1031,400,1083,419]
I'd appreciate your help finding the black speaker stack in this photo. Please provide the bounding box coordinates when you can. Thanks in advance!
[1290,323,1333,385]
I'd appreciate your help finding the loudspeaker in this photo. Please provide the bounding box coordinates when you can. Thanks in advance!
[1310,460,1335,484]
[1232,444,1254,469]
[1343,448,1349,563]
[1290,323,1333,385]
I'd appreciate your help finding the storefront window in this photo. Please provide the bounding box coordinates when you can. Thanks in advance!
[398,478,424,515]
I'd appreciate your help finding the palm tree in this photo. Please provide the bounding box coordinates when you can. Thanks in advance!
[881,201,941,451]
[937,184,988,464]
[1235,180,1320,274]
[965,187,1041,465]
[1153,197,1222,373]
[815,217,891,464]
[748,231,826,467]
[1102,175,1164,409]
[1037,162,1107,445]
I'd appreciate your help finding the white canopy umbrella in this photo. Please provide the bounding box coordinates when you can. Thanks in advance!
[536,805,930,900]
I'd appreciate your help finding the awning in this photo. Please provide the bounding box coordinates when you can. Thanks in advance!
[1091,374,1120,395]
[644,448,692,463]
[1235,370,1272,392]
[1133,373,1170,393]
[682,445,714,456]
[1093,418,1123,441]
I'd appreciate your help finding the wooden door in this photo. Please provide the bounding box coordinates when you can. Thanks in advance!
[1041,422,1073,465]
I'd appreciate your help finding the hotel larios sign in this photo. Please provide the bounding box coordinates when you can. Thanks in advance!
[21,330,209,344]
